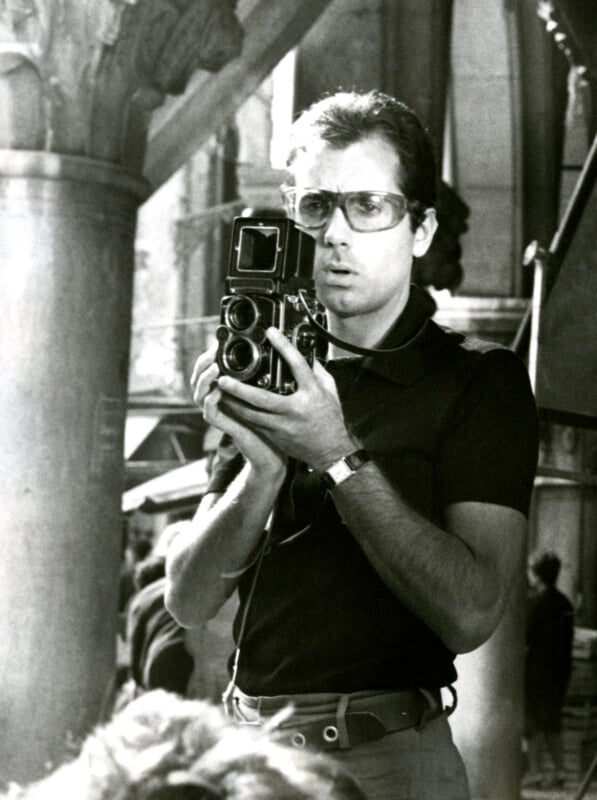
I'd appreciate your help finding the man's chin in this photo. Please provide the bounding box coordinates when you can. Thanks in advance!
[320,297,361,320]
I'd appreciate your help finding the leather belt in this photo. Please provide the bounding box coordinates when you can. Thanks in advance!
[276,688,446,752]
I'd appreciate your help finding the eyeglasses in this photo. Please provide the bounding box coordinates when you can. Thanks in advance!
[281,186,410,233]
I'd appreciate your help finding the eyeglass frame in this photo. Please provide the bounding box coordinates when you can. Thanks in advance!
[280,184,412,233]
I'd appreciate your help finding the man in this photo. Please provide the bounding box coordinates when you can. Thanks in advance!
[165,90,539,799]
[523,551,574,789]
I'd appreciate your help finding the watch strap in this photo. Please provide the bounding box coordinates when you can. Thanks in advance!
[321,449,372,488]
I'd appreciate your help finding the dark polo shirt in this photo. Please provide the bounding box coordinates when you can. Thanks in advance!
[207,285,539,695]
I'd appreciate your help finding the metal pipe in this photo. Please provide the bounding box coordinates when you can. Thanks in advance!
[524,241,549,393]
[511,131,597,355]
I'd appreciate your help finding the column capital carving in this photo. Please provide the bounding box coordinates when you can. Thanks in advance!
[0,0,243,169]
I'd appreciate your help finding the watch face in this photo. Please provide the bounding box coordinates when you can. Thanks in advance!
[323,458,354,488]
[323,450,371,488]
[328,459,354,483]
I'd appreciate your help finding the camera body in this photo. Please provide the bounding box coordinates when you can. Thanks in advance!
[216,216,327,394]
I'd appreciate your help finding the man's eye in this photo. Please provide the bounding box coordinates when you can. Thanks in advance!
[353,197,384,215]
[301,196,328,212]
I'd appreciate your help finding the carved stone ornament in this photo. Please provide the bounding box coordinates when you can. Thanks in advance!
[0,0,243,168]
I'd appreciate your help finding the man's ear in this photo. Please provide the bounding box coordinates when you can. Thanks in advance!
[412,208,438,258]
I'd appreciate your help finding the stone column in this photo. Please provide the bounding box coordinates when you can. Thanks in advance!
[0,0,242,783]
[0,152,149,780]
[452,566,528,800]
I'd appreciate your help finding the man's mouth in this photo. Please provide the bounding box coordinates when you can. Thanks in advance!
[325,263,352,275]
[318,265,355,289]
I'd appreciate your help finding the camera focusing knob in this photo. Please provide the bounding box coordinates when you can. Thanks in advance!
[216,324,229,342]
[292,323,316,355]
[252,325,267,344]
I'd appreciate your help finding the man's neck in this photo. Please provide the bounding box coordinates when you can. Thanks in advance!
[327,294,410,358]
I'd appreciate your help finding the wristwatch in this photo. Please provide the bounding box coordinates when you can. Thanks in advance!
[321,449,372,489]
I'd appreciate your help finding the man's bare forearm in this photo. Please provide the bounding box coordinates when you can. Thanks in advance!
[165,463,284,627]
[329,461,525,653]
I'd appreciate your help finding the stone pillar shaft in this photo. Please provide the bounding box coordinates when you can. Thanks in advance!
[0,152,149,781]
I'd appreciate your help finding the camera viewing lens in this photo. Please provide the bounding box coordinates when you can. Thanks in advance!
[225,296,258,333]
[222,336,261,380]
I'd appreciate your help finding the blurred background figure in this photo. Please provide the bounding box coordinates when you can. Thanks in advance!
[3,690,366,800]
[119,522,195,701]
[119,518,156,613]
[523,550,575,790]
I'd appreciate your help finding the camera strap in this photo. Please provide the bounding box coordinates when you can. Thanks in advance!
[222,523,272,717]
[297,289,429,356]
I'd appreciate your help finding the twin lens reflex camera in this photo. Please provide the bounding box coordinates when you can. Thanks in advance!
[216,216,327,394]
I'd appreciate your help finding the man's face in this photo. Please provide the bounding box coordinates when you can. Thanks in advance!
[289,135,434,326]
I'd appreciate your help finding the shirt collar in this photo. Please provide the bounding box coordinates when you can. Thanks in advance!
[356,284,457,386]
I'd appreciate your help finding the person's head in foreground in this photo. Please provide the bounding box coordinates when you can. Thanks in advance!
[5,690,365,800]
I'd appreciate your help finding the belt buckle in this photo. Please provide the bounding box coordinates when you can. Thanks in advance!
[415,696,435,731]
[415,687,449,730]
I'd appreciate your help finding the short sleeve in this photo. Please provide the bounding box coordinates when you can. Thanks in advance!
[206,433,245,494]
[435,349,539,515]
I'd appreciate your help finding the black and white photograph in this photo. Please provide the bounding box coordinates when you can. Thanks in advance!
[0,2,596,799]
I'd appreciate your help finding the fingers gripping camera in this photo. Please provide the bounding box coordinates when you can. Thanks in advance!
[216,217,328,394]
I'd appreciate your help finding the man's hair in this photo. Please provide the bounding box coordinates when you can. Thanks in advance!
[286,90,438,230]
[531,551,561,587]
[7,690,365,800]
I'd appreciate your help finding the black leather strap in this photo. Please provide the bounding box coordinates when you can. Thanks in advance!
[278,689,444,752]
[298,289,429,356]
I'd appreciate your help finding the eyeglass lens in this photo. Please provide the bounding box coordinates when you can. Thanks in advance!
[286,190,408,232]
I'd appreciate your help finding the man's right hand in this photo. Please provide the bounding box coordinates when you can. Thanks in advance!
[190,348,288,478]
[166,349,287,628]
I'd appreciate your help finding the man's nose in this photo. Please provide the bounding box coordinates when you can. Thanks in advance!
[323,204,351,246]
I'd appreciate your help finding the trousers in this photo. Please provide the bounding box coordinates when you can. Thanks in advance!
[231,687,471,800]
